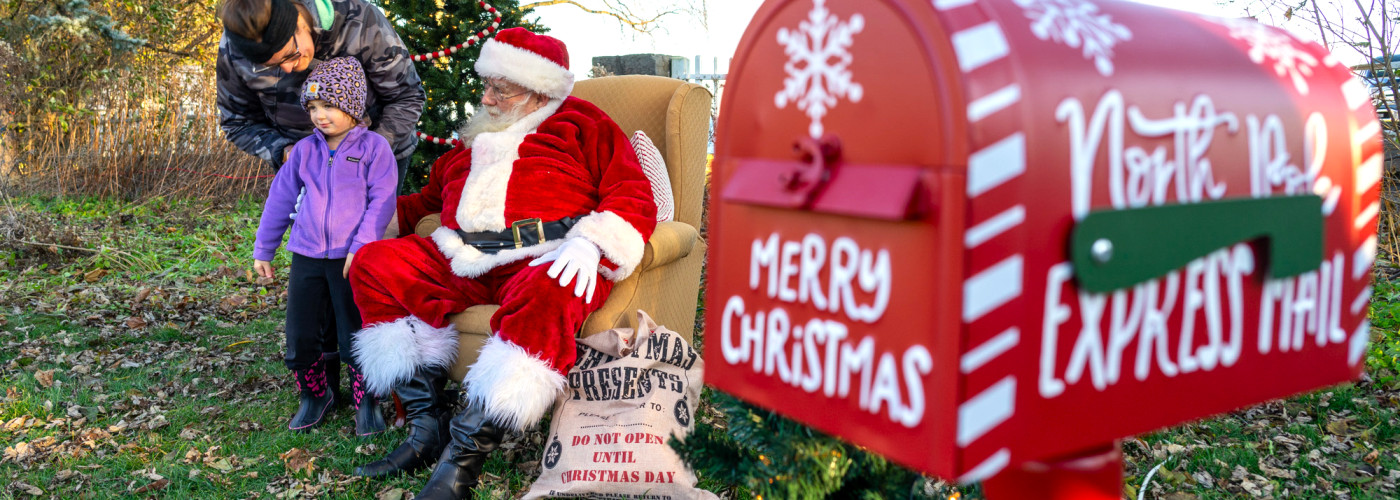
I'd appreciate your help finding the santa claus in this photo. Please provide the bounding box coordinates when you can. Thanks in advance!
[345,28,655,499]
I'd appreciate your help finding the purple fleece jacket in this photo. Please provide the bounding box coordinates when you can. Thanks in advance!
[253,125,397,261]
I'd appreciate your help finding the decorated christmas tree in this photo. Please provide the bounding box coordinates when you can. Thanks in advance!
[371,0,546,192]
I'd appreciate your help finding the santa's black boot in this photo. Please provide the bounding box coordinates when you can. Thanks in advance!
[353,364,451,478]
[348,364,387,437]
[289,356,336,432]
[413,400,505,500]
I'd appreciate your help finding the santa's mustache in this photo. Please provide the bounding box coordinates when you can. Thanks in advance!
[457,99,531,144]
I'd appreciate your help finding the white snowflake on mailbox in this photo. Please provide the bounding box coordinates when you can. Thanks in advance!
[1207,16,1320,95]
[1012,0,1133,77]
[774,0,864,139]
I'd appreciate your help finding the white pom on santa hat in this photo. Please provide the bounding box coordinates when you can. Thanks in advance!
[475,27,575,99]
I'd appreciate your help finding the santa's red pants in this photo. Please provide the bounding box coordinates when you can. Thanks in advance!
[349,234,613,375]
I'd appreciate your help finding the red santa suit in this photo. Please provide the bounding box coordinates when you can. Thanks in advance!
[348,31,655,432]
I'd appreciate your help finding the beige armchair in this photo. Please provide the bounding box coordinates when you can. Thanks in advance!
[412,75,712,383]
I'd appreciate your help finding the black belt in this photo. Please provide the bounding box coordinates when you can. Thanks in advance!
[454,216,582,254]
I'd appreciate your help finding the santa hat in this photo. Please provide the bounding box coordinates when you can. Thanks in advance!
[475,28,575,99]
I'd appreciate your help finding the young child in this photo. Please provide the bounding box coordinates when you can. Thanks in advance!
[252,57,396,436]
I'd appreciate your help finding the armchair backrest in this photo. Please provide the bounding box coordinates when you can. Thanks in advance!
[570,75,713,228]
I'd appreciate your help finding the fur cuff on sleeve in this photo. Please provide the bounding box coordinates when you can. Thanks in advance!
[565,210,645,282]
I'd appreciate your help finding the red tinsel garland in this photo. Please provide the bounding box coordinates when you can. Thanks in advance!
[411,0,501,148]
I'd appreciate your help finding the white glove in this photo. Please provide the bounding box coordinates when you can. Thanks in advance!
[529,237,601,303]
[289,187,306,220]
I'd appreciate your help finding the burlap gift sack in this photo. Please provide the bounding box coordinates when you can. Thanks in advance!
[524,310,717,500]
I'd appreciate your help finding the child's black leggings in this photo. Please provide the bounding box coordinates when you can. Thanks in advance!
[285,253,362,371]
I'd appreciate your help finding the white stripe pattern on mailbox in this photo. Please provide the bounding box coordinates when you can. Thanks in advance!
[1342,78,1370,110]
[958,448,1011,484]
[1355,201,1380,230]
[961,327,1021,373]
[967,132,1027,197]
[967,84,1023,122]
[935,0,1028,477]
[951,22,1011,72]
[1352,286,1372,315]
[1346,76,1383,365]
[963,255,1024,322]
[932,0,979,10]
[1355,153,1382,196]
[965,205,1026,248]
[957,376,1017,446]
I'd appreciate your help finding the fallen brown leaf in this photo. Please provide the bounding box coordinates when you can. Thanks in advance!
[255,276,275,286]
[376,487,407,500]
[1260,463,1296,479]
[124,317,147,329]
[208,457,234,473]
[83,269,107,283]
[1326,418,1354,436]
[35,369,55,388]
[280,447,315,475]
[1163,493,1197,500]
[133,479,169,494]
[1365,449,1380,464]
[13,482,42,496]
[219,295,247,312]
[133,287,152,305]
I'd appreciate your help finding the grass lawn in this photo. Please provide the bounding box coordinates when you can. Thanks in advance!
[3,195,1400,499]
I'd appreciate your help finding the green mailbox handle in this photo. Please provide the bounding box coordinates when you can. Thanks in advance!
[1070,196,1324,293]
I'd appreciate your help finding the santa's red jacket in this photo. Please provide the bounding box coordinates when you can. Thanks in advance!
[397,96,657,278]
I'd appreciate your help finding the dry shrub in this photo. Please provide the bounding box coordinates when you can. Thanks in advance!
[0,67,270,201]
[1377,149,1400,273]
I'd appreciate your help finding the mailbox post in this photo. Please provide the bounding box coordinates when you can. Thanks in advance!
[703,0,1385,495]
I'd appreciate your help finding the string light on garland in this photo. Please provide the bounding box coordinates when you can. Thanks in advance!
[412,0,501,147]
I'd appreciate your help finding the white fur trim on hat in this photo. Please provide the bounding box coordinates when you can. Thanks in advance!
[475,39,575,99]
[566,210,646,282]
[462,335,567,431]
[352,316,458,396]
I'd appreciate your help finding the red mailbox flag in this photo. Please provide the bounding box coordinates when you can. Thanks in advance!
[704,0,1384,491]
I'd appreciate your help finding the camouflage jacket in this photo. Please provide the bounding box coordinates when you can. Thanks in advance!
[216,0,424,168]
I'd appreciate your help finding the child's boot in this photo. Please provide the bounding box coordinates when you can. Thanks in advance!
[348,364,387,436]
[322,352,343,404]
[289,356,336,432]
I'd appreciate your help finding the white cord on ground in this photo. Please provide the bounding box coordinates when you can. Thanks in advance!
[1138,461,1166,500]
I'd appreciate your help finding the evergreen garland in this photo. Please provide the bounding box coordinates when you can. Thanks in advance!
[673,389,959,499]
[371,0,545,192]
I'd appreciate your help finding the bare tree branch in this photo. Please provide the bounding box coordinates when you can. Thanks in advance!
[519,0,705,36]
[521,0,670,34]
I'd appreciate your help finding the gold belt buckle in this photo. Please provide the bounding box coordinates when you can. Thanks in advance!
[511,218,545,248]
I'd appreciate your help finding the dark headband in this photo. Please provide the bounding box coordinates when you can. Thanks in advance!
[226,0,300,65]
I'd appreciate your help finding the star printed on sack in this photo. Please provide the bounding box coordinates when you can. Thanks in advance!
[774,0,864,139]
[1012,0,1133,77]
[1206,16,1323,95]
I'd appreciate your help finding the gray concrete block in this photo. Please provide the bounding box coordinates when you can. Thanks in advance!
[591,54,685,78]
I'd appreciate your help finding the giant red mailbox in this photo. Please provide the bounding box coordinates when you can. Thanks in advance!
[703,0,1385,495]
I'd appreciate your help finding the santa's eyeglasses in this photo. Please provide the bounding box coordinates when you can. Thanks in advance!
[483,79,531,101]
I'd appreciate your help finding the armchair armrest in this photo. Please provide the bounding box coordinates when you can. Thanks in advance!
[412,214,696,273]
[415,213,442,238]
[638,221,698,272]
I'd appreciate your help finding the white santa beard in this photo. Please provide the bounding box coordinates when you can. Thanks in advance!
[457,100,530,144]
